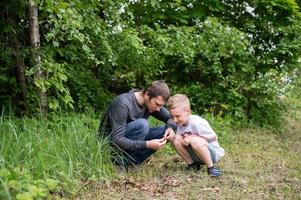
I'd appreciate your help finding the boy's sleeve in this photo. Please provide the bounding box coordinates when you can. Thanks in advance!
[194,118,217,141]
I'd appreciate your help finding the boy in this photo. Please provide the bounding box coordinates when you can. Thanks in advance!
[166,94,224,177]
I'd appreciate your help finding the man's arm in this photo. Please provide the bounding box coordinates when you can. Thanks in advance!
[108,103,146,150]
[151,107,177,141]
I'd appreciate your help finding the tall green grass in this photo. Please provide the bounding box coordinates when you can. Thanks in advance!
[0,112,114,198]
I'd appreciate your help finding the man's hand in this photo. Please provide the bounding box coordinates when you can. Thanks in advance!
[146,138,167,150]
[164,128,175,141]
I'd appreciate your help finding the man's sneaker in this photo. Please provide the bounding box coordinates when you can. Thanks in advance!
[207,167,222,177]
[112,157,130,172]
[186,162,202,171]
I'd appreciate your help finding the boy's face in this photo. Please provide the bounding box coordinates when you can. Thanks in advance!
[170,107,190,126]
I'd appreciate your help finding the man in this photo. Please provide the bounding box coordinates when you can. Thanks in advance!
[98,80,176,167]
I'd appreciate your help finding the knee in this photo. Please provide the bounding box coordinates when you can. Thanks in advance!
[190,138,208,149]
[134,118,149,134]
[172,135,183,147]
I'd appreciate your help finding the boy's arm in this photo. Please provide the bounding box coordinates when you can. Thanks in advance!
[164,127,176,141]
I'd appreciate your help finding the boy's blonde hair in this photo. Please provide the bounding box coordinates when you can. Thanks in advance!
[167,94,191,112]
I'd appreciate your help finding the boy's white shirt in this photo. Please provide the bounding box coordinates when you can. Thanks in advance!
[176,114,225,158]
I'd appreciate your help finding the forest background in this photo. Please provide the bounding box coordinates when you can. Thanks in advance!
[0,0,301,199]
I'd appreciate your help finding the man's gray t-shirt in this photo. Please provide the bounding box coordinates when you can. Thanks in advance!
[99,90,176,151]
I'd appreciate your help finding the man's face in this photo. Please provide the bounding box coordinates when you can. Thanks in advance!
[169,107,190,126]
[144,93,165,113]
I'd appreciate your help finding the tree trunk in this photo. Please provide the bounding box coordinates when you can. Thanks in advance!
[14,37,27,108]
[29,1,47,114]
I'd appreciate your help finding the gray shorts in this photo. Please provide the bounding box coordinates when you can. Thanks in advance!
[187,142,218,164]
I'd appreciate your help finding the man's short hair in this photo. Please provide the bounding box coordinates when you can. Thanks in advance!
[143,80,170,102]
[167,94,191,112]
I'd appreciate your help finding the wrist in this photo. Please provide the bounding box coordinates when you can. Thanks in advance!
[146,141,150,148]
[146,140,153,149]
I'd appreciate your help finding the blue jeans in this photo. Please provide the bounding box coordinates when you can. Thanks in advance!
[116,118,166,165]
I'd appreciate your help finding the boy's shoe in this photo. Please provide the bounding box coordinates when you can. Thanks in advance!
[207,167,222,177]
[186,162,202,171]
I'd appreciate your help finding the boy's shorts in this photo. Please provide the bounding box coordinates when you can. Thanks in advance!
[187,142,218,164]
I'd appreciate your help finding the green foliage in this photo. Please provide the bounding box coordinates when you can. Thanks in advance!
[144,17,256,120]
[0,0,301,127]
[282,69,301,109]
[37,0,114,111]
[0,167,60,200]
[0,0,28,113]
[107,27,164,89]
[0,113,114,198]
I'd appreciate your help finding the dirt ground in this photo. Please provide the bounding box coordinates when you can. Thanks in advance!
[75,104,301,200]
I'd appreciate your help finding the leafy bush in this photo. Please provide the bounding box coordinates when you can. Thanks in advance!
[1,0,301,128]
[0,167,60,200]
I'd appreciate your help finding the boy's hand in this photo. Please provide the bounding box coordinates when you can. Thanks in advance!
[164,128,175,141]
[146,138,167,150]
[182,133,190,146]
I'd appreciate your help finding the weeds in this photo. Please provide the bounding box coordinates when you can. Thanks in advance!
[0,112,114,199]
